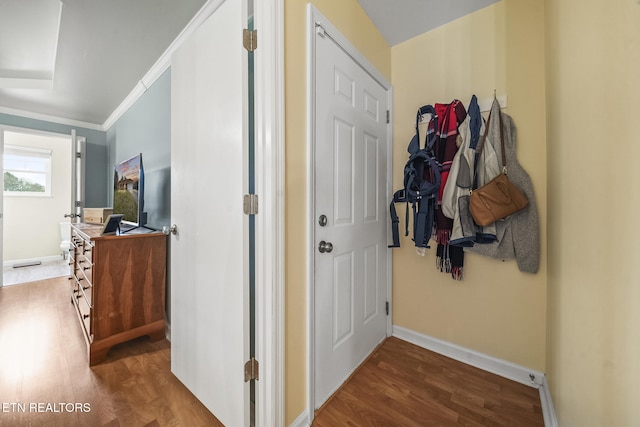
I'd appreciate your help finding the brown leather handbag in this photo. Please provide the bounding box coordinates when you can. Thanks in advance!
[469,107,528,227]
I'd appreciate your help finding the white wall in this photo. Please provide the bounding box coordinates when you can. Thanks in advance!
[3,130,72,263]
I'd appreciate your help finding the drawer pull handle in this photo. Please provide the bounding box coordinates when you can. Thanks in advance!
[76,294,82,299]
[83,267,90,270]
[83,314,90,319]
[83,286,89,290]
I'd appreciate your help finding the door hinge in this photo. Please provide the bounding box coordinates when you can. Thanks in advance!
[243,29,257,52]
[386,110,390,124]
[386,301,389,316]
[244,357,259,382]
[243,194,259,215]
[75,152,82,158]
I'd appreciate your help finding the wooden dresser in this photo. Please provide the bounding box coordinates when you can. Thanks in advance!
[68,223,167,365]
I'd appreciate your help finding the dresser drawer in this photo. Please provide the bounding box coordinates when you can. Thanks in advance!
[78,261,93,286]
[77,292,92,340]
[81,242,94,264]
[79,281,92,307]
[68,276,79,296]
[77,256,93,278]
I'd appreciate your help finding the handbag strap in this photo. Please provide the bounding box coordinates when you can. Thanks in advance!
[472,102,507,190]
[497,105,507,174]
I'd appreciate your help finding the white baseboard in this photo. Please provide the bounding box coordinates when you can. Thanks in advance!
[393,325,544,387]
[393,325,559,427]
[539,375,559,427]
[3,255,64,268]
[165,321,171,342]
[294,326,558,427]
[289,410,309,427]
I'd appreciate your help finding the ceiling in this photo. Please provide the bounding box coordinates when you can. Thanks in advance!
[358,0,500,46]
[0,0,498,129]
[0,0,207,128]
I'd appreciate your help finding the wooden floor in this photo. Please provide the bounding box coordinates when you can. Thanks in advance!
[313,337,544,427]
[0,277,223,427]
[1,277,544,427]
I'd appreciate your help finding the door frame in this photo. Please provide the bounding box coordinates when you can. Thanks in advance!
[253,0,285,425]
[306,5,393,421]
[70,129,86,223]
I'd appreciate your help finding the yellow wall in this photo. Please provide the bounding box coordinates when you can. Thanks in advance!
[284,0,390,423]
[285,0,550,423]
[546,0,640,425]
[391,1,547,371]
[286,0,640,424]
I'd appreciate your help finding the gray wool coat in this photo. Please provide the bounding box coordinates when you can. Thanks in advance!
[466,99,540,274]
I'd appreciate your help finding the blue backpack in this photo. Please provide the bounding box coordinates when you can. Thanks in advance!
[389,105,440,249]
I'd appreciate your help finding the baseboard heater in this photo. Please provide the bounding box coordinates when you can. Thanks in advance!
[13,261,42,268]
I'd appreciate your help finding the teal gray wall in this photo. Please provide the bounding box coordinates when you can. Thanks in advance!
[0,113,108,208]
[1,68,171,228]
[105,68,171,230]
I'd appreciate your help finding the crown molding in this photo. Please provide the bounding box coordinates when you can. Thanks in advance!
[0,105,103,131]
[1,1,225,133]
[101,0,225,131]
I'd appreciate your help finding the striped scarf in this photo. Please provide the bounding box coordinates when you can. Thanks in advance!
[434,100,467,280]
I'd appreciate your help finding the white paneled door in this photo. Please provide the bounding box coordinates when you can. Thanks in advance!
[170,0,250,426]
[314,25,390,408]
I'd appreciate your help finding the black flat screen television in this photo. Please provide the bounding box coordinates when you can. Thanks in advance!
[112,153,146,230]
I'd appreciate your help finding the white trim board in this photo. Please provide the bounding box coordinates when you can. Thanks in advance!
[0,105,103,131]
[253,0,286,425]
[3,255,63,269]
[289,410,310,427]
[294,324,558,426]
[1,0,231,132]
[102,0,227,130]
[393,325,544,387]
[393,326,558,427]
[539,376,559,427]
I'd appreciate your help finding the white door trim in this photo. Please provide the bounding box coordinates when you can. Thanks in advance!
[306,5,393,423]
[253,0,285,425]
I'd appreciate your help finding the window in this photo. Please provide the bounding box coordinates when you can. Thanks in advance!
[3,145,52,197]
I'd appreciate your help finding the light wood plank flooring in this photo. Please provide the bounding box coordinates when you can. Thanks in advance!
[0,277,223,427]
[313,336,544,426]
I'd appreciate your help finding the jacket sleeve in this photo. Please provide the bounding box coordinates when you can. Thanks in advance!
[441,146,462,220]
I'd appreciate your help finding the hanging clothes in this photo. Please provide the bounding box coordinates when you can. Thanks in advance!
[441,95,500,251]
[466,98,540,273]
[433,100,467,279]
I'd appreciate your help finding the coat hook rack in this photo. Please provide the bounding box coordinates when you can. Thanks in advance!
[479,93,508,112]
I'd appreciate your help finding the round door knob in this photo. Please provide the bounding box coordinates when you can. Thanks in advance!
[163,224,178,236]
[318,241,333,253]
